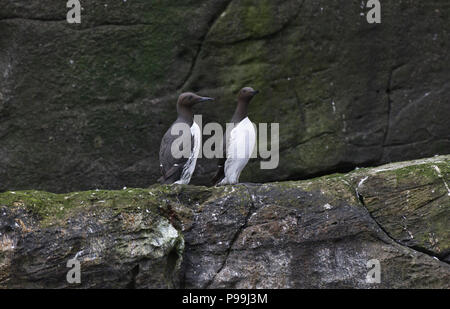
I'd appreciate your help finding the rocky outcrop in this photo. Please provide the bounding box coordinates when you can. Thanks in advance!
[1,155,449,288]
[1,0,449,193]
[0,189,185,288]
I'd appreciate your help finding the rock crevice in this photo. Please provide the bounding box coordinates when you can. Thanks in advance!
[1,0,449,192]
[1,155,449,288]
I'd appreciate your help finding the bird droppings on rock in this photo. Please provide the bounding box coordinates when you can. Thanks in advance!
[0,155,448,288]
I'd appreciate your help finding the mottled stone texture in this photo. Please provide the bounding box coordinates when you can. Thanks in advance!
[1,155,449,288]
[0,0,448,192]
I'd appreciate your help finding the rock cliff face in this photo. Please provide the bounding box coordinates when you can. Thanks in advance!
[1,155,449,288]
[1,0,449,192]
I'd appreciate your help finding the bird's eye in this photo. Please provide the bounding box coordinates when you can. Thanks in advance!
[188,95,193,101]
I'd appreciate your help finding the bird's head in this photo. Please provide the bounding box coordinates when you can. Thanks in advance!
[177,92,214,108]
[238,87,259,103]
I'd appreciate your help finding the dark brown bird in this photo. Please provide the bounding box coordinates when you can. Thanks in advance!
[159,92,214,184]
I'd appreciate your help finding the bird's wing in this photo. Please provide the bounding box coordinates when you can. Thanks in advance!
[212,157,226,185]
[159,124,194,184]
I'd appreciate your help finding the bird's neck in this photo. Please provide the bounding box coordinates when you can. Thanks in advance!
[177,105,194,126]
[231,99,249,124]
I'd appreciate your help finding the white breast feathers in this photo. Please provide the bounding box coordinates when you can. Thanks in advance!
[175,122,201,185]
[220,117,256,185]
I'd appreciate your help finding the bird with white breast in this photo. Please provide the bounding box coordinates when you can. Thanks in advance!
[213,87,259,185]
[158,92,214,185]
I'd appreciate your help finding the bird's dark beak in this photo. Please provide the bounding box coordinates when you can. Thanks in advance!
[252,90,260,95]
[198,97,215,103]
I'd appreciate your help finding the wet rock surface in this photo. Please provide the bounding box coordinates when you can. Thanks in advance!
[1,0,449,192]
[0,155,449,288]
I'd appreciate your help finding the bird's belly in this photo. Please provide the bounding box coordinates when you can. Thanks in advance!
[176,122,201,184]
[224,158,250,183]
[175,157,198,185]
[223,119,256,183]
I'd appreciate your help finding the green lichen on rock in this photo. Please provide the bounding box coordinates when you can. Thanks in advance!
[0,187,188,288]
[1,155,449,288]
[1,0,449,192]
[349,156,450,261]
[0,189,152,227]
[208,0,304,44]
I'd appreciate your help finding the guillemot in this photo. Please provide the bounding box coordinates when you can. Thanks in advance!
[158,92,214,184]
[212,87,259,185]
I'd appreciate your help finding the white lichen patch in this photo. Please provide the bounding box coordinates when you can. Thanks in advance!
[150,219,181,249]
[0,234,16,251]
[432,165,450,196]
[372,156,448,174]
[358,176,369,188]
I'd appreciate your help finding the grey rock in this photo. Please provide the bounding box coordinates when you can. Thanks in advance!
[0,0,449,192]
[0,155,448,288]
